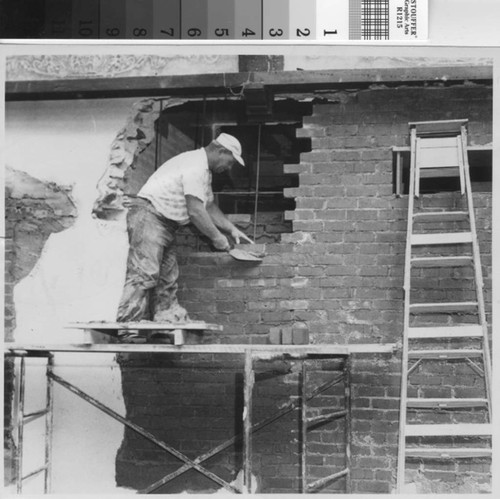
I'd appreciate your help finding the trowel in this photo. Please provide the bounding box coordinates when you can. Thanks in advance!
[227,234,263,262]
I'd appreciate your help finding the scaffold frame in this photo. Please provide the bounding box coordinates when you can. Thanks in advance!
[6,342,395,494]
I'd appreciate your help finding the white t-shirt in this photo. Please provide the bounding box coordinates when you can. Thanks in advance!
[138,148,213,225]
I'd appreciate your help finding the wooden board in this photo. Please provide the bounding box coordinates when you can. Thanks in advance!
[405,423,491,437]
[410,119,468,136]
[406,447,491,459]
[5,343,397,355]
[411,232,473,246]
[66,321,223,331]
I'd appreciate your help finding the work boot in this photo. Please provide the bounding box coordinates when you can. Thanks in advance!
[154,303,189,323]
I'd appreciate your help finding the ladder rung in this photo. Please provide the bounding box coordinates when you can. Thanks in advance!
[405,423,491,437]
[412,232,473,246]
[411,256,472,268]
[419,168,459,178]
[307,410,347,426]
[410,302,478,313]
[408,349,483,360]
[408,325,483,339]
[407,398,488,409]
[413,211,468,223]
[406,447,492,459]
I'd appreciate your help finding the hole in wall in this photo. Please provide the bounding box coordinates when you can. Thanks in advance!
[129,98,312,245]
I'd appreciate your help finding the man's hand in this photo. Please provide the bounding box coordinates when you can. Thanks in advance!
[213,234,231,251]
[230,227,254,244]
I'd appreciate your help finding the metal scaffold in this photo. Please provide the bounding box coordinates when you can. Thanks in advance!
[6,342,394,494]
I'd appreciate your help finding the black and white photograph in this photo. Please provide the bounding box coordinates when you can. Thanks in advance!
[2,45,497,495]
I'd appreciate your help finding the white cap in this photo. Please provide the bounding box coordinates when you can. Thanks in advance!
[214,133,245,166]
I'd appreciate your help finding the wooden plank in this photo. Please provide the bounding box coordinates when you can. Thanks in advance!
[415,136,421,196]
[6,343,395,355]
[66,321,224,331]
[5,343,349,355]
[393,145,492,152]
[406,447,491,459]
[408,349,483,360]
[410,119,468,136]
[411,256,472,268]
[410,301,478,313]
[405,423,491,437]
[411,232,473,245]
[413,211,468,222]
[417,148,459,168]
[6,66,493,101]
[407,398,488,409]
[419,168,460,178]
[408,325,483,339]
[418,137,460,149]
[457,132,466,194]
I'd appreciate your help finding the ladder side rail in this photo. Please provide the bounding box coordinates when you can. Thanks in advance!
[414,136,421,197]
[456,135,466,194]
[460,126,492,420]
[397,127,418,493]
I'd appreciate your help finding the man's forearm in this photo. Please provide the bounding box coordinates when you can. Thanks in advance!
[186,196,226,242]
[206,202,235,233]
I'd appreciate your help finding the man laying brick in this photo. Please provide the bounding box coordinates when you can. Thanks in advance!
[116,133,251,338]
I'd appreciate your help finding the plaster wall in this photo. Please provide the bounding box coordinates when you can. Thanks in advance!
[5,98,139,493]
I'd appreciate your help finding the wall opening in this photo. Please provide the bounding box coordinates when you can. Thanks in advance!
[128,97,311,245]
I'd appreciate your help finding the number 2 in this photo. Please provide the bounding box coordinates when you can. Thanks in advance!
[296,28,310,37]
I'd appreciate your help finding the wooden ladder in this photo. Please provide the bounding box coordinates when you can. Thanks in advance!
[396,120,492,493]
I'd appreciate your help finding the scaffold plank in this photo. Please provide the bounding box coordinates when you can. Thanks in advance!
[66,320,224,331]
[5,343,396,355]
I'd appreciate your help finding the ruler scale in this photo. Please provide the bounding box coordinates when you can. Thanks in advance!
[3,0,428,40]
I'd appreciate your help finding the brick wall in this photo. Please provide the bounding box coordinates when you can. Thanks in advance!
[117,84,492,493]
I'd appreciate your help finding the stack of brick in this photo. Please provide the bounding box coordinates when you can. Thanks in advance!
[269,325,309,344]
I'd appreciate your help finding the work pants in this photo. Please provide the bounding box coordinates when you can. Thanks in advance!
[116,197,180,322]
